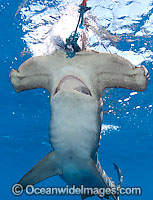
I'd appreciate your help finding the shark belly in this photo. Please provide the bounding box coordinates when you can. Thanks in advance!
[49,90,101,186]
[50,90,101,158]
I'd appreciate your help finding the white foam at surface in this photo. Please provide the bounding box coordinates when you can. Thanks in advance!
[19,0,153,63]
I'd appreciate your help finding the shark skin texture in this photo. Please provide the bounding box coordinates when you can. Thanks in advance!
[10,50,149,200]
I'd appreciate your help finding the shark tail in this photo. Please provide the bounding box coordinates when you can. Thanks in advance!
[113,163,123,188]
[96,161,123,200]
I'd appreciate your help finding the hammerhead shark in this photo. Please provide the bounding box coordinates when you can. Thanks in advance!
[10,50,148,199]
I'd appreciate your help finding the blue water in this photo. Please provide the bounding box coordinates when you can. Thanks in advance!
[1,0,153,200]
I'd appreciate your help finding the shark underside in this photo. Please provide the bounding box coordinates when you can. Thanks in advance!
[10,50,148,199]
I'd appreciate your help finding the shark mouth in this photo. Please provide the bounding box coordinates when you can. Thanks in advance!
[54,75,92,96]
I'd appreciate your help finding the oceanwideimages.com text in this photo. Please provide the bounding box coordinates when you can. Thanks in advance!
[12,184,142,197]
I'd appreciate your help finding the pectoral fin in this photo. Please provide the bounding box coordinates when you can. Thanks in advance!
[18,151,61,188]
